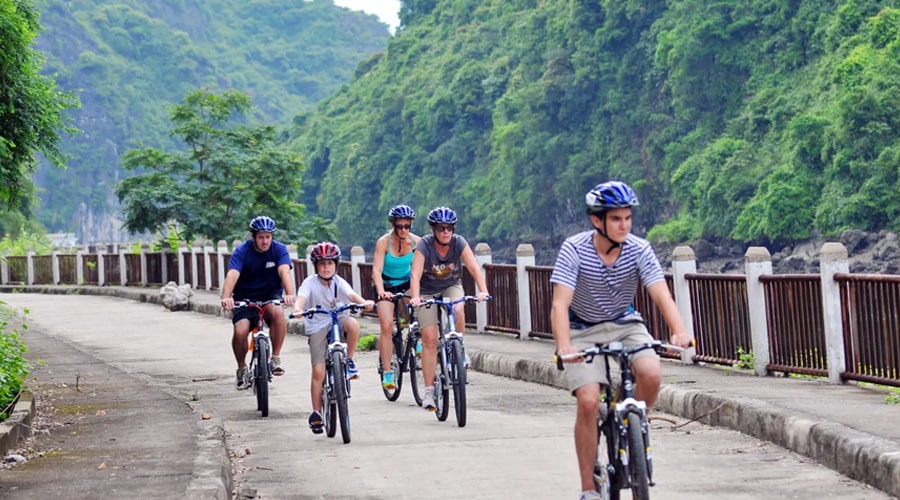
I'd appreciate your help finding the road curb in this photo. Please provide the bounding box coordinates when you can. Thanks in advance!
[470,349,900,498]
[0,390,35,459]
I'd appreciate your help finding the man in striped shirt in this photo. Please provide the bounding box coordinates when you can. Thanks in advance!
[550,181,691,500]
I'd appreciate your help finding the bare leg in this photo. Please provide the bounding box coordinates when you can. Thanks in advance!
[231,320,251,368]
[310,363,325,412]
[377,301,395,372]
[266,308,287,356]
[420,324,438,386]
[632,356,662,408]
[574,383,601,492]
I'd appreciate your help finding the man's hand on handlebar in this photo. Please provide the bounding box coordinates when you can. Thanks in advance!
[221,297,235,311]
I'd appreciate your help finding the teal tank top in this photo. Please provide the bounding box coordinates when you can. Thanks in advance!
[382,250,413,286]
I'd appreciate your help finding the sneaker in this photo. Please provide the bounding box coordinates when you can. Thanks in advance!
[235,367,250,390]
[579,491,603,500]
[271,356,285,376]
[347,358,359,379]
[308,411,324,434]
[422,388,436,412]
[382,371,396,390]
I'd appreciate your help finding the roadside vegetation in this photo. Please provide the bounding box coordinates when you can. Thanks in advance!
[0,304,30,422]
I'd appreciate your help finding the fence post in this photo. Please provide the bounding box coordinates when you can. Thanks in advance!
[671,246,697,363]
[177,246,185,286]
[161,249,169,283]
[350,246,365,295]
[745,247,772,376]
[119,248,127,286]
[820,242,849,384]
[1,251,8,285]
[52,250,61,285]
[140,245,148,287]
[305,245,316,279]
[26,249,35,285]
[97,246,106,286]
[287,244,299,291]
[203,241,212,290]
[190,244,199,289]
[515,244,534,340]
[474,243,491,334]
[217,241,228,289]
[76,249,84,285]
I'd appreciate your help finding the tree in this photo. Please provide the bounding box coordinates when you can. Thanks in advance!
[0,0,77,211]
[116,89,333,247]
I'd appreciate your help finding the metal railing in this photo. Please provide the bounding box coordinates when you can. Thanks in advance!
[761,274,826,376]
[687,273,750,366]
[837,273,900,385]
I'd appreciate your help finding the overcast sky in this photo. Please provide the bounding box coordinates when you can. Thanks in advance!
[332,0,400,32]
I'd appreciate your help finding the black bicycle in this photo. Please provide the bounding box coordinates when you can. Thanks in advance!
[234,299,282,418]
[556,340,688,500]
[293,303,364,444]
[418,295,490,427]
[377,293,423,403]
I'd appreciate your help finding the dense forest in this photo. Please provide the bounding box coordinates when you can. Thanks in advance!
[290,0,900,256]
[30,0,389,242]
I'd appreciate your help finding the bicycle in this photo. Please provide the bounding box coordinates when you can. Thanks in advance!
[234,299,282,418]
[417,295,490,427]
[377,293,423,403]
[292,303,364,444]
[556,339,690,500]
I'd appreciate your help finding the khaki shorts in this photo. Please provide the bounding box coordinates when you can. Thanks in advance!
[415,283,464,328]
[564,321,657,393]
[307,317,352,366]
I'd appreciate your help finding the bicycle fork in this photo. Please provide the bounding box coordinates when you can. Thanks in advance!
[616,401,654,488]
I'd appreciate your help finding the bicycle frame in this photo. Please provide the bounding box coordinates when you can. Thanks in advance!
[296,303,363,444]
[378,293,420,402]
[234,299,281,417]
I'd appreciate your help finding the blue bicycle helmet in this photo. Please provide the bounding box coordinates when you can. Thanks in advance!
[388,204,416,221]
[585,181,640,214]
[249,215,277,233]
[427,206,457,225]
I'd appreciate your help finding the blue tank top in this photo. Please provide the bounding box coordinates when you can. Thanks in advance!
[382,250,413,286]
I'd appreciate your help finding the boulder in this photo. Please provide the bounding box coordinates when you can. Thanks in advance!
[160,281,193,311]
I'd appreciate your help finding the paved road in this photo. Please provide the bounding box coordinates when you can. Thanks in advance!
[1,294,891,499]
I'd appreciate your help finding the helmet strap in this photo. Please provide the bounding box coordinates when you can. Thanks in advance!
[593,216,620,255]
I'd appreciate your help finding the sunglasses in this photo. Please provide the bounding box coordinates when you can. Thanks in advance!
[394,224,412,230]
[433,224,455,233]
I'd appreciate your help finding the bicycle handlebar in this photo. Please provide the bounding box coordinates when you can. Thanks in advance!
[289,303,365,319]
[234,299,283,309]
[554,339,695,371]
[416,295,493,308]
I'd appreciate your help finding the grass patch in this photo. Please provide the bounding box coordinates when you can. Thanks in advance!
[357,334,378,351]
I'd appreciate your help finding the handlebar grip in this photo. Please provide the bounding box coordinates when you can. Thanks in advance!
[554,353,564,371]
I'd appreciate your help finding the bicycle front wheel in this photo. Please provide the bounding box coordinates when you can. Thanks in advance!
[626,412,650,500]
[255,337,270,417]
[434,342,450,422]
[408,332,425,406]
[332,350,351,444]
[323,374,337,438]
[381,332,404,402]
[449,338,467,427]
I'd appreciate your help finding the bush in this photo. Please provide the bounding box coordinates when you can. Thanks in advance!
[357,333,378,351]
[0,304,30,421]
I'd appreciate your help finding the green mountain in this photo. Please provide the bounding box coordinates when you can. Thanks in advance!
[290,0,900,252]
[32,0,389,242]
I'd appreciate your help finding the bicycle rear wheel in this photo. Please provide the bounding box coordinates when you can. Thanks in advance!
[255,337,269,417]
[408,332,425,406]
[626,412,650,500]
[449,338,467,427]
[332,350,351,444]
[434,342,450,422]
[381,332,404,401]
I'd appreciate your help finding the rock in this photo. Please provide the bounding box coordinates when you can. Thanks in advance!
[873,232,900,261]
[160,281,193,311]
[4,454,26,464]
[840,229,869,255]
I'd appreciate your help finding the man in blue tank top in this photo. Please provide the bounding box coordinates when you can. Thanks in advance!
[220,216,296,390]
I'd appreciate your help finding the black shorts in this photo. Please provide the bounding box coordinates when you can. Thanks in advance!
[374,280,410,301]
[231,294,280,327]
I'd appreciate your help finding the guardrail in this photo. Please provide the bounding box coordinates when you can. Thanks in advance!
[2,241,897,386]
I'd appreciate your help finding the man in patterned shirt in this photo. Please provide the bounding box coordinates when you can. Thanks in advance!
[550,181,692,500]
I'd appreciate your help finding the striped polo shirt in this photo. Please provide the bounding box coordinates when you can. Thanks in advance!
[550,230,665,323]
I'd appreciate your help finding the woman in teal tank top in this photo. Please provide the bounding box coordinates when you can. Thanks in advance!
[373,205,421,391]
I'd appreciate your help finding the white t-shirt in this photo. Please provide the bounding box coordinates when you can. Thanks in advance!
[298,274,356,333]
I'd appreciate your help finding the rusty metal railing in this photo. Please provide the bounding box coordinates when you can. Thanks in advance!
[103,254,120,285]
[59,254,77,284]
[761,274,826,376]
[687,273,750,366]
[124,254,142,286]
[146,253,163,285]
[484,263,519,334]
[33,255,52,284]
[527,265,554,339]
[83,254,98,285]
[836,273,900,386]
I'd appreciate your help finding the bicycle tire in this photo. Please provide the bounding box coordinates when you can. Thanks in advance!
[324,366,337,438]
[409,332,425,406]
[255,336,269,417]
[381,332,403,401]
[450,338,467,427]
[435,341,450,422]
[332,351,351,444]
[626,412,650,500]
[597,416,618,500]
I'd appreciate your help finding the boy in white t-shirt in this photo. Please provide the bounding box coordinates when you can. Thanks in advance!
[294,242,374,434]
